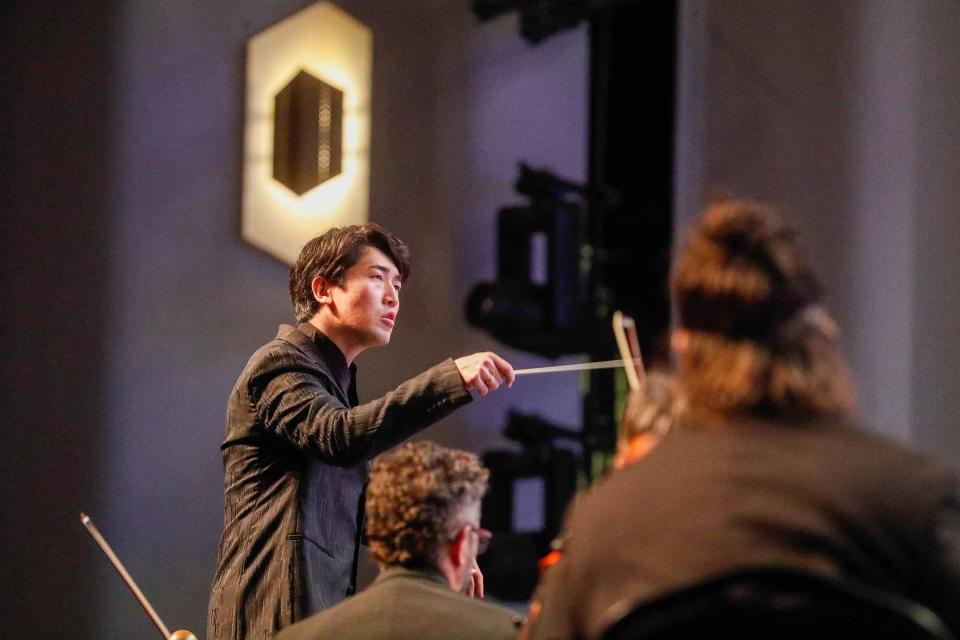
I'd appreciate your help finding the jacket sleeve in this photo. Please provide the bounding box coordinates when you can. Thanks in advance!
[916,474,960,636]
[248,347,472,465]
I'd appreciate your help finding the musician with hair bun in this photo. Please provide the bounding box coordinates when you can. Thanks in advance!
[528,199,960,639]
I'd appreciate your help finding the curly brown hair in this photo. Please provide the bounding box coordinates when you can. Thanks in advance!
[366,441,489,568]
[673,199,856,420]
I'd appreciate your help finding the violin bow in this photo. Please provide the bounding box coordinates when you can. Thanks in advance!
[612,310,645,390]
[81,513,197,640]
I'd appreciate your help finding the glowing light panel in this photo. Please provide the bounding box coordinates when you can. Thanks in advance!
[243,2,372,264]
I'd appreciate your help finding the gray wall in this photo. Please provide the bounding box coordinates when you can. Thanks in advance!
[676,0,960,450]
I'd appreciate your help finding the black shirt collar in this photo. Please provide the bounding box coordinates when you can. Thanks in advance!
[297,322,356,393]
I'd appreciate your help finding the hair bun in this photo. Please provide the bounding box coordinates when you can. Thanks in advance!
[675,199,820,340]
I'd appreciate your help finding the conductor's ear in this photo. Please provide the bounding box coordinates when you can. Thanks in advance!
[312,276,334,306]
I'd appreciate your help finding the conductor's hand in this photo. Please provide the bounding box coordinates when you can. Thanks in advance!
[455,352,514,396]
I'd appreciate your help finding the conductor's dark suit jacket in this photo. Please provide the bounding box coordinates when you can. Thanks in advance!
[208,324,471,640]
[274,567,522,640]
[529,416,960,640]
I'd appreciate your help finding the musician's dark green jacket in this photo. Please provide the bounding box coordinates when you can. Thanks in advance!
[274,566,522,640]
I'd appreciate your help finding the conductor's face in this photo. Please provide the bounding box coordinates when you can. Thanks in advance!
[327,246,402,351]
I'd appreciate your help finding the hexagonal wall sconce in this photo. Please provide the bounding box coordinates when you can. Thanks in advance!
[242,2,371,264]
[273,71,344,195]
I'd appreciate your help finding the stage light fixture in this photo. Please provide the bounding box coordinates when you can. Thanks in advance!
[465,164,589,358]
[470,0,633,44]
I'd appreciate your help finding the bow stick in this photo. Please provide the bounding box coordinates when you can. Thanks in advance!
[81,513,198,640]
[612,310,645,390]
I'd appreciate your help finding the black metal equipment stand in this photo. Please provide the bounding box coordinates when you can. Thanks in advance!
[467,0,678,602]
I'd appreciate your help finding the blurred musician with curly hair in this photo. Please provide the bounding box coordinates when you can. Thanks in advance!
[277,441,522,640]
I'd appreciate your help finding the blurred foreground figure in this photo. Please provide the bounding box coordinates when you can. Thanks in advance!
[613,372,683,471]
[276,441,522,640]
[528,199,960,639]
[524,372,682,638]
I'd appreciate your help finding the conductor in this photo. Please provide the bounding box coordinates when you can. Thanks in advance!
[207,223,514,640]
